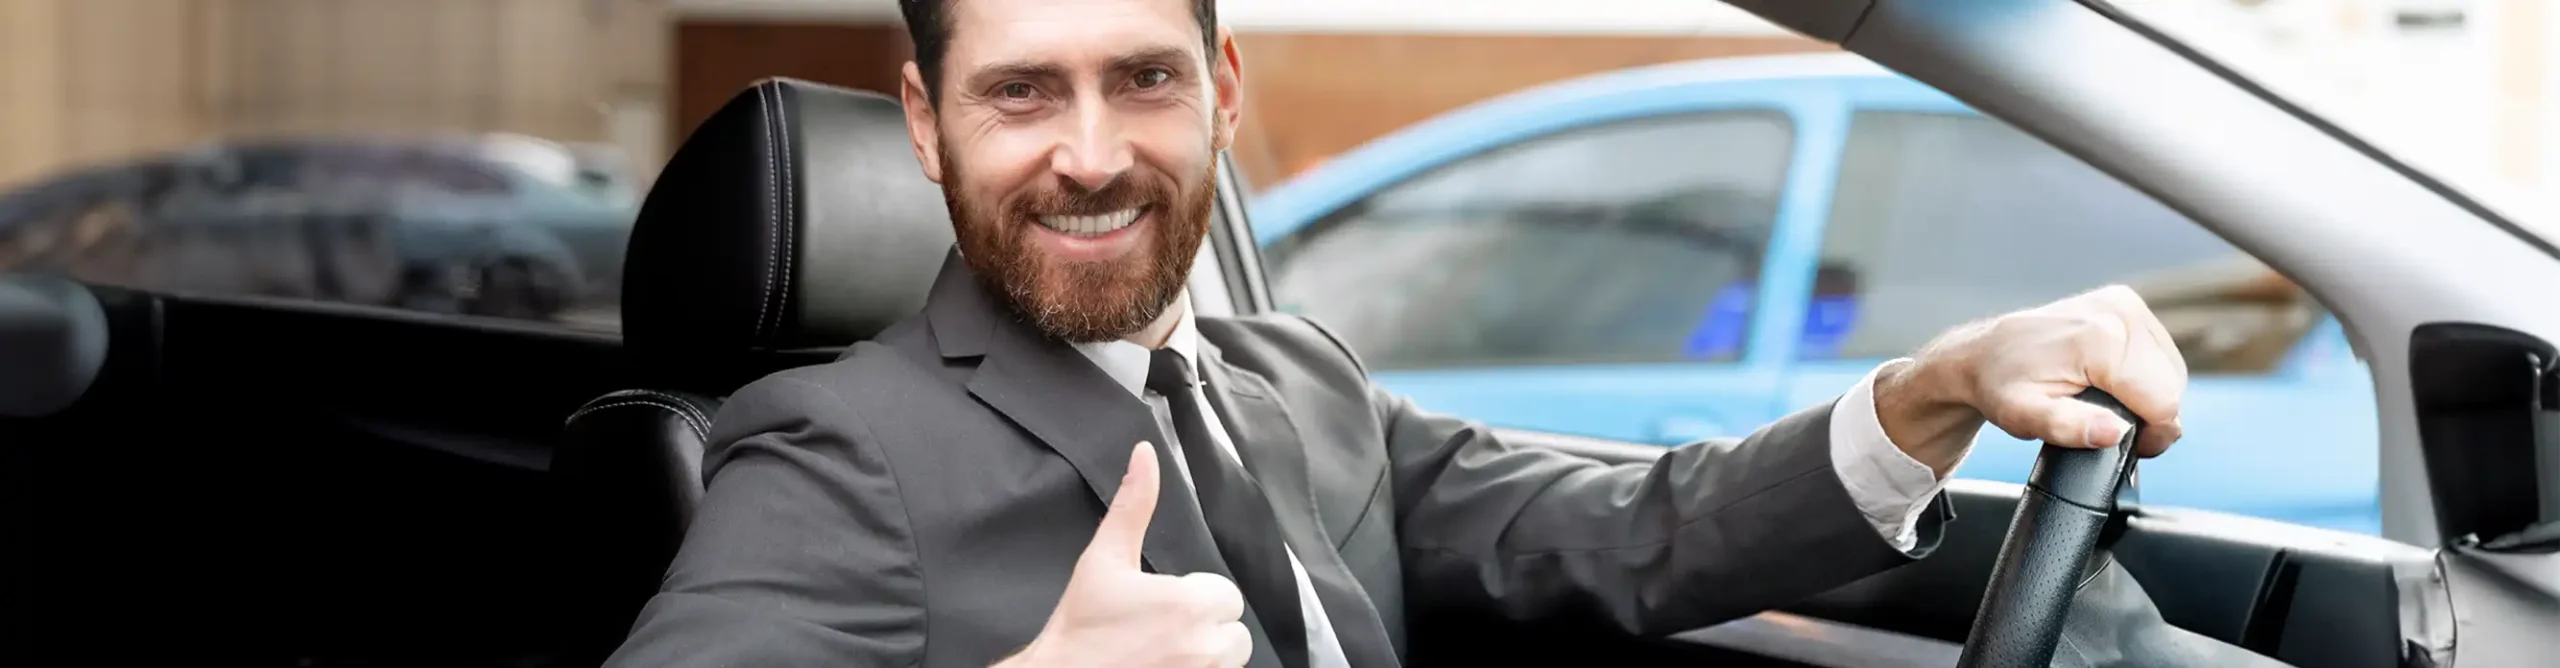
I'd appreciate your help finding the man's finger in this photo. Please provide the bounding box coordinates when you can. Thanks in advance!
[2134,417,2182,458]
[1084,442,1161,568]
[1177,572,1246,622]
[2088,297,2187,430]
[1994,390,2135,449]
[1214,620,1254,667]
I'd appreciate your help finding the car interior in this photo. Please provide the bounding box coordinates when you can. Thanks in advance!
[8,1,2560,667]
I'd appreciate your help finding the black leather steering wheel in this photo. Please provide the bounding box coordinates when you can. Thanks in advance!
[1954,389,2144,668]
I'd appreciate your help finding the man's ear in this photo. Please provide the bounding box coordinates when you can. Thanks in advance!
[900,62,945,184]
[1210,26,1245,153]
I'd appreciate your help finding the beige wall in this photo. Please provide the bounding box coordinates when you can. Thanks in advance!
[671,19,1830,188]
[0,0,673,189]
[0,0,69,187]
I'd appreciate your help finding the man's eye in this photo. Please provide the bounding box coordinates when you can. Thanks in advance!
[1132,68,1172,89]
[998,83,1037,100]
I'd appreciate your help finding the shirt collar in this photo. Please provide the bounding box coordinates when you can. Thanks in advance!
[1070,294,1200,398]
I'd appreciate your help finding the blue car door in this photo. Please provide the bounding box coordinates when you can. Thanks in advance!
[1256,76,1867,445]
[1772,79,2384,533]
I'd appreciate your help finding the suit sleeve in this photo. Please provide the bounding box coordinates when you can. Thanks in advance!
[1290,317,1950,636]
[605,374,930,667]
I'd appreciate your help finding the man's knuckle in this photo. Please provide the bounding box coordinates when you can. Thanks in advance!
[1172,573,1232,617]
[1175,629,1215,659]
[2095,283,2144,305]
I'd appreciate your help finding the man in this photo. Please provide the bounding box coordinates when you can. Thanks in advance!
[605,0,2187,666]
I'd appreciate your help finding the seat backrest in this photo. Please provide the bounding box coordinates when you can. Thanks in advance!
[551,78,954,664]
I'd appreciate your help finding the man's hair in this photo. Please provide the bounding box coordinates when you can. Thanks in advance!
[899,0,1219,106]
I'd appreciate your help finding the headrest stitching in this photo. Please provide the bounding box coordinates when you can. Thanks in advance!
[750,82,783,345]
[769,85,799,342]
[623,389,716,430]
[567,400,710,444]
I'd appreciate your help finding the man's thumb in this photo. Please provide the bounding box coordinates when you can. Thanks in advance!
[1086,442,1160,566]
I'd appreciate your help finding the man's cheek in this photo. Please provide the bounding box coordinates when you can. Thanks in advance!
[1128,114,1216,171]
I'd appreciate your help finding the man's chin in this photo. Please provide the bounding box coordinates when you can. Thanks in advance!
[1012,260,1176,343]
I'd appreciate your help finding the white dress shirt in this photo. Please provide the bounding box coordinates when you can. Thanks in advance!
[1070,304,1963,668]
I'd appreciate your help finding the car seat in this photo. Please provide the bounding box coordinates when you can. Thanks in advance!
[550,78,954,665]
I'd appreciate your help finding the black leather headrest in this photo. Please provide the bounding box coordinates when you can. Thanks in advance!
[621,79,954,365]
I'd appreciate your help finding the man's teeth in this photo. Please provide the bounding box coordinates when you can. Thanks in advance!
[1038,208,1142,237]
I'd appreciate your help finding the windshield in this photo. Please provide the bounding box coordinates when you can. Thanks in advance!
[2110,0,2558,237]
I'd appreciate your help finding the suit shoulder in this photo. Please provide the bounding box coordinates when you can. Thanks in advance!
[718,340,938,428]
[1198,312,1369,382]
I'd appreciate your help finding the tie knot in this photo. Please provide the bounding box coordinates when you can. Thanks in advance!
[1146,348,1197,395]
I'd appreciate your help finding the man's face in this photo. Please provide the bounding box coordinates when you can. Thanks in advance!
[902,0,1243,343]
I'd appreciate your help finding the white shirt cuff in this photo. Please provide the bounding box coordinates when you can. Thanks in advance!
[1828,358,1965,554]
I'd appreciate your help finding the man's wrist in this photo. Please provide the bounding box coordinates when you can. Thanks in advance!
[1873,356,1983,477]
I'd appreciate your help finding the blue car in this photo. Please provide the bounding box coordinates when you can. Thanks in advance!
[1251,53,2380,534]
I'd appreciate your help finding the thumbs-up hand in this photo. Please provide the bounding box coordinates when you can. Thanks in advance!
[998,443,1255,668]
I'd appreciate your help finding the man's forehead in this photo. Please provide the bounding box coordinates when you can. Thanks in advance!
[945,0,1204,66]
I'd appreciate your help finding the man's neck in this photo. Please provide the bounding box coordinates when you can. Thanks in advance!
[1124,290,1191,350]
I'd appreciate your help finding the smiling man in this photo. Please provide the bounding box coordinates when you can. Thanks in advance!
[602,1,2189,667]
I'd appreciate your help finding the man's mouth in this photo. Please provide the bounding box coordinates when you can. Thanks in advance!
[1035,207,1144,237]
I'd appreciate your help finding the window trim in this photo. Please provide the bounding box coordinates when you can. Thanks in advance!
[1211,152,1271,315]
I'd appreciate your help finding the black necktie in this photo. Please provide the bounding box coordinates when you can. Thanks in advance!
[1148,349,1310,668]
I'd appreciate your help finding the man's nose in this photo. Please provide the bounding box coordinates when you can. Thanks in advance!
[1051,99,1133,191]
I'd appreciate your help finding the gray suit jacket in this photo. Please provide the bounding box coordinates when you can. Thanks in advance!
[606,256,1949,667]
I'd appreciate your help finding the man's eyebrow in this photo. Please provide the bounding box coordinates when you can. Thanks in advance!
[1107,46,1194,72]
[966,61,1067,88]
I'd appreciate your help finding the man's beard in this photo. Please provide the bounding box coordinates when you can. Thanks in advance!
[941,145,1215,343]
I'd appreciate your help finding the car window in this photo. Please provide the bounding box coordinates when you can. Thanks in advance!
[1813,111,2328,373]
[1265,110,1794,369]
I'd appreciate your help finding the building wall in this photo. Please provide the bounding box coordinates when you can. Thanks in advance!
[670,21,1831,188]
[1225,32,1829,185]
[673,21,915,157]
[0,0,674,189]
[0,0,69,187]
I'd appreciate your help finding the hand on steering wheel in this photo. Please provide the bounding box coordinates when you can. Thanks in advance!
[1955,389,2143,668]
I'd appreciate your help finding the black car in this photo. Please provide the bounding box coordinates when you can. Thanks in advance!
[0,136,634,323]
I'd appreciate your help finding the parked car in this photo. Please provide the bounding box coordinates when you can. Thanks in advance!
[1250,53,2381,534]
[0,135,635,322]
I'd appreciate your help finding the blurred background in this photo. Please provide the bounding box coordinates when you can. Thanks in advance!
[0,0,2550,327]
[0,0,2550,531]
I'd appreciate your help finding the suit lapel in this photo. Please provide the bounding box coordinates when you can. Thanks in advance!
[1199,340,1402,668]
[923,251,1234,581]
[923,253,1282,668]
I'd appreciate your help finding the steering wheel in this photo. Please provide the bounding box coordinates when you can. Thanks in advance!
[1954,389,2144,668]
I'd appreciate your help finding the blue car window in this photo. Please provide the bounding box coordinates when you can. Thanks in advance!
[1266,110,1793,369]
[1811,111,2328,373]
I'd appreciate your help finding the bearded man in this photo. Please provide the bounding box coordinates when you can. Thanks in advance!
[604,1,2190,666]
